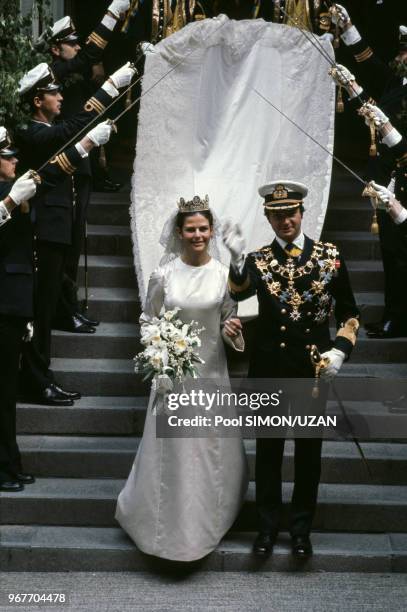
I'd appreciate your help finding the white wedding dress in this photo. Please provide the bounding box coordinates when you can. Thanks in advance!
[115,256,248,561]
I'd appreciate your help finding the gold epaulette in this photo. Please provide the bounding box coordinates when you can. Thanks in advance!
[84,97,106,114]
[87,31,108,50]
[50,152,75,174]
[336,317,359,346]
[354,47,373,63]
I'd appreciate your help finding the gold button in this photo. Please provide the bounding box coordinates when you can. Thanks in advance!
[401,187,405,192]
[307,312,312,316]
[305,328,310,333]
[280,342,286,348]
[281,309,287,314]
[280,325,286,331]
[305,344,310,350]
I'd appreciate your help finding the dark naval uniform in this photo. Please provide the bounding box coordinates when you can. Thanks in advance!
[346,33,407,332]
[50,16,117,326]
[252,0,333,32]
[16,85,116,395]
[124,0,213,48]
[228,184,359,539]
[0,144,84,485]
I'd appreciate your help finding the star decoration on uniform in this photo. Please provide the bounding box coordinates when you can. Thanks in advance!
[290,310,301,321]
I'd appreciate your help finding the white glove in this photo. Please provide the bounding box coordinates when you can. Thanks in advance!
[86,121,115,146]
[107,0,130,18]
[368,181,393,211]
[331,64,363,98]
[109,62,137,89]
[222,220,246,266]
[388,199,407,224]
[319,32,334,44]
[319,348,345,380]
[360,102,388,128]
[331,63,355,86]
[140,41,157,55]
[8,171,37,206]
[382,126,403,148]
[330,3,351,28]
[23,322,34,343]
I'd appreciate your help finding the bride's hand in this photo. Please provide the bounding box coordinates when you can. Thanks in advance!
[223,317,242,338]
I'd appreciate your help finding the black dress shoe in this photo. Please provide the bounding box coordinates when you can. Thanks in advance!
[14,473,35,485]
[253,532,277,556]
[52,384,81,401]
[39,385,74,406]
[366,320,407,339]
[76,312,100,327]
[291,535,313,558]
[0,480,24,492]
[54,315,95,334]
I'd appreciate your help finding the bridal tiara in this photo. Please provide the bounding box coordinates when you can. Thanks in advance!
[177,195,210,213]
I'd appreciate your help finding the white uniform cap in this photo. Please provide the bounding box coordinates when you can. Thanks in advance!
[258,180,308,211]
[18,63,60,97]
[0,126,18,157]
[51,16,78,43]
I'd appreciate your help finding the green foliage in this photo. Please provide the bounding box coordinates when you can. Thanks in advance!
[0,0,52,133]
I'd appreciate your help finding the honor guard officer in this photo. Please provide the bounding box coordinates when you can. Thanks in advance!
[361,104,407,235]
[0,123,109,490]
[223,181,360,558]
[45,2,130,333]
[251,0,334,33]
[330,4,407,338]
[16,62,134,405]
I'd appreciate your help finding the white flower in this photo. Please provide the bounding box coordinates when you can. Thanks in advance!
[141,324,161,345]
[163,307,180,321]
[173,338,187,354]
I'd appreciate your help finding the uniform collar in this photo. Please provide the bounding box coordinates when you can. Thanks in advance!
[275,231,305,251]
[31,119,52,127]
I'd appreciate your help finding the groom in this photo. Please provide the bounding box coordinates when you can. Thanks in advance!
[223,180,360,557]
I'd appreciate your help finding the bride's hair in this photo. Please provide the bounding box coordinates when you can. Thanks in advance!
[175,209,214,230]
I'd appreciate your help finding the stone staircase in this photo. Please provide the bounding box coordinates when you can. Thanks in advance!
[1,166,407,573]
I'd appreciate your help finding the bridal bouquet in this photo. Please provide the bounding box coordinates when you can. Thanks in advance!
[134,307,205,382]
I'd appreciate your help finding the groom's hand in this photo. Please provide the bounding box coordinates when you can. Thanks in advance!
[223,317,242,338]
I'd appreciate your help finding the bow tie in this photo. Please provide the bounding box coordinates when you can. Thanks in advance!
[284,242,302,257]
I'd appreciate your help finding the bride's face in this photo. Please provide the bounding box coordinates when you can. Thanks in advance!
[177,213,213,255]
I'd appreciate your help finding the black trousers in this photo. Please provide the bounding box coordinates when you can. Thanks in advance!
[249,347,326,536]
[21,240,67,392]
[56,174,92,321]
[378,209,407,323]
[0,314,26,481]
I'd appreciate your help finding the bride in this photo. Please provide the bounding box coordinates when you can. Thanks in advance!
[115,194,248,562]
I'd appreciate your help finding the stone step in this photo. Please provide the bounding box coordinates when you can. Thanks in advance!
[77,255,137,289]
[322,231,381,260]
[1,479,406,532]
[87,225,132,257]
[50,357,407,397]
[16,397,407,439]
[88,197,131,226]
[0,526,404,572]
[17,396,146,435]
[18,436,407,485]
[324,205,375,232]
[77,287,140,323]
[347,260,384,292]
[51,322,407,363]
